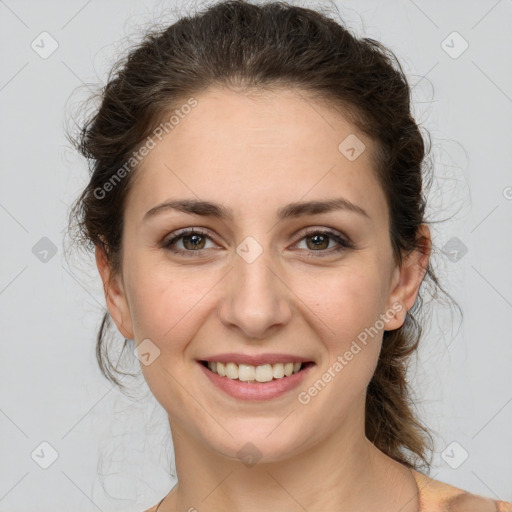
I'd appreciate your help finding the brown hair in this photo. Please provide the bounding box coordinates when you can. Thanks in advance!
[66,0,460,472]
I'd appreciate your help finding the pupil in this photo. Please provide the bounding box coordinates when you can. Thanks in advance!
[308,234,328,250]
[184,234,204,250]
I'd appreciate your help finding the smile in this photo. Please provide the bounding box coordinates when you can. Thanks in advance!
[201,360,311,382]
[198,359,315,400]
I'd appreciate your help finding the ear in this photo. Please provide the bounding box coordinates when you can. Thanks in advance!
[95,244,134,340]
[384,224,431,331]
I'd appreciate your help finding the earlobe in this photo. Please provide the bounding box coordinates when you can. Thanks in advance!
[94,245,134,340]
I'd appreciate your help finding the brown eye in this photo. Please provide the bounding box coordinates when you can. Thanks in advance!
[182,233,206,250]
[162,228,216,256]
[305,233,331,250]
[295,229,354,256]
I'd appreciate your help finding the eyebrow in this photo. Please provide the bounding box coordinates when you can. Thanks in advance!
[143,197,370,223]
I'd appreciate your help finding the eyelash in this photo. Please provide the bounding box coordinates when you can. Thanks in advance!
[162,228,354,258]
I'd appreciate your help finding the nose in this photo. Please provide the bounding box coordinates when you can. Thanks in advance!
[217,244,292,340]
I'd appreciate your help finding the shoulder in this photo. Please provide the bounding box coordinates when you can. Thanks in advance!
[143,474,512,512]
[142,500,164,512]
[411,469,512,512]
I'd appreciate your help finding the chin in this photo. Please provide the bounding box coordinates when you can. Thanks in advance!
[201,422,313,465]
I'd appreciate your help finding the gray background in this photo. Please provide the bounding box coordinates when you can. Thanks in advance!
[1,0,511,510]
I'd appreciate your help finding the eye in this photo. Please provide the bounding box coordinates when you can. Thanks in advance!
[162,228,217,257]
[162,227,354,258]
[293,229,354,257]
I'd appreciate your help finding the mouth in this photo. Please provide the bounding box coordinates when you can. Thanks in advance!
[198,360,315,383]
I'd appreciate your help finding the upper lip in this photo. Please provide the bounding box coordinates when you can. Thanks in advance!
[198,353,313,366]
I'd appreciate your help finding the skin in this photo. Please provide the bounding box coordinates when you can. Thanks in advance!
[96,87,431,512]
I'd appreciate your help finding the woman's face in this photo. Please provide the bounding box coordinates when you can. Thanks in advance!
[97,87,427,462]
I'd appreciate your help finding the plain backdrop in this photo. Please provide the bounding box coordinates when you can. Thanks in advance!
[0,0,511,510]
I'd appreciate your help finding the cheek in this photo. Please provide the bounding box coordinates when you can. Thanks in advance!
[121,251,171,335]
[126,266,208,405]
[300,265,386,389]
[303,264,387,340]
[125,260,217,350]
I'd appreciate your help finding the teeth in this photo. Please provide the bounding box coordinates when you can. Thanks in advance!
[205,361,304,382]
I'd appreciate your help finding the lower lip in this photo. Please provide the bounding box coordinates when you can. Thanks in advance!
[197,361,314,401]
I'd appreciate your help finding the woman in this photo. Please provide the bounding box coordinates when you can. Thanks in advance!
[67,1,512,510]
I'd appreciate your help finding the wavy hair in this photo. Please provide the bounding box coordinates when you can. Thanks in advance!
[66,0,461,472]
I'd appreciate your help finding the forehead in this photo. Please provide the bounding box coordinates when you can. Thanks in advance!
[127,87,388,224]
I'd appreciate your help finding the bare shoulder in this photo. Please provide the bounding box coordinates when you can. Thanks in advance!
[142,501,163,512]
[411,469,512,512]
[144,475,512,512]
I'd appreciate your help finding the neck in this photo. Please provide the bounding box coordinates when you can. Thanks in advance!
[161,399,419,512]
